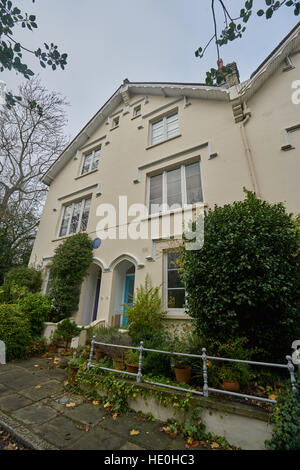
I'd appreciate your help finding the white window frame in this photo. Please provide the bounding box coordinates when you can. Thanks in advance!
[81,148,101,175]
[164,251,186,314]
[111,116,120,129]
[57,196,91,238]
[147,160,203,215]
[133,105,141,117]
[150,111,179,146]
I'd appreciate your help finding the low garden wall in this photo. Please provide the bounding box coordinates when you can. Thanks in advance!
[78,377,273,450]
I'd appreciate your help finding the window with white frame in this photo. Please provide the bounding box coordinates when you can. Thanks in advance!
[148,161,203,215]
[58,197,91,238]
[133,105,141,117]
[150,112,179,145]
[165,251,185,310]
[112,116,120,128]
[81,148,101,175]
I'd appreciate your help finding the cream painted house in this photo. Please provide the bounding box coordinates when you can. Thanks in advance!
[30,23,300,327]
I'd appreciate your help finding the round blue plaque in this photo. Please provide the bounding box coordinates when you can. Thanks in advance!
[92,238,101,249]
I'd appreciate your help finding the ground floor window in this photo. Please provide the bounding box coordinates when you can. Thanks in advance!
[165,251,185,310]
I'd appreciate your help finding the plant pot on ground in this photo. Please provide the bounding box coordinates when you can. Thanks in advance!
[112,356,125,371]
[125,349,139,374]
[94,345,105,361]
[219,364,248,393]
[174,364,192,384]
[68,358,83,383]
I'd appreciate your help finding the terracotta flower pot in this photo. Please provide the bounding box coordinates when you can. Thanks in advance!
[113,357,125,371]
[125,362,139,374]
[174,365,192,384]
[48,344,57,353]
[94,348,105,361]
[69,365,79,383]
[222,381,240,393]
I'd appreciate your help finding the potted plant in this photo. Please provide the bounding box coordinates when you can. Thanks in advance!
[68,357,83,383]
[52,319,82,352]
[169,331,192,384]
[93,325,119,360]
[173,356,192,384]
[219,366,241,393]
[125,349,139,374]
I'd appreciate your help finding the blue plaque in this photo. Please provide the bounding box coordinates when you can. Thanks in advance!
[92,238,101,249]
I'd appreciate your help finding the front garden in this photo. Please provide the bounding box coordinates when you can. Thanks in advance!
[0,192,299,449]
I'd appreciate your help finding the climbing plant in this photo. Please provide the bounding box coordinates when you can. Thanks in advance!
[48,233,93,322]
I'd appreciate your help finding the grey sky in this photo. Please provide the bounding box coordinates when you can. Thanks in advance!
[1,1,298,139]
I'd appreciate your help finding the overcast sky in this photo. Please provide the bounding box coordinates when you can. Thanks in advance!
[1,1,299,139]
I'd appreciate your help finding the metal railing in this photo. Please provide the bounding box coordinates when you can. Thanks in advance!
[87,337,297,404]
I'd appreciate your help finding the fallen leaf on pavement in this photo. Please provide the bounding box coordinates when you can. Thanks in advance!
[66,402,76,408]
[130,429,140,436]
[211,442,220,449]
[35,385,41,389]
[92,400,99,405]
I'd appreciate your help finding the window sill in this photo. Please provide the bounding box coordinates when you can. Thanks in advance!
[141,202,207,222]
[52,231,88,243]
[131,114,141,121]
[75,169,98,180]
[165,311,190,320]
[146,133,181,150]
[110,125,119,132]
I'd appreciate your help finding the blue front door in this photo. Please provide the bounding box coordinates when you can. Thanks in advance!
[122,275,135,327]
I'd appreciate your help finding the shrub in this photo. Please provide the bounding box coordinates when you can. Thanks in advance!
[266,377,300,450]
[26,337,47,357]
[125,349,139,366]
[3,266,42,293]
[0,304,32,360]
[18,292,52,338]
[52,318,82,350]
[48,233,93,321]
[125,274,167,345]
[182,191,300,361]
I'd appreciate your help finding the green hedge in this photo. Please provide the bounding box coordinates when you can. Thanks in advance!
[0,304,32,360]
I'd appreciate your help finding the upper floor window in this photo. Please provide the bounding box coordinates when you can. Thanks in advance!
[150,112,179,146]
[148,161,203,215]
[133,105,141,117]
[112,116,120,129]
[58,197,91,238]
[81,148,101,175]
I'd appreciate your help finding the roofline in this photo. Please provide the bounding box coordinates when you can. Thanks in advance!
[42,80,228,185]
[250,20,300,79]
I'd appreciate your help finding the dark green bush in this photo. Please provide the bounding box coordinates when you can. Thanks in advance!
[52,318,82,349]
[0,304,32,360]
[182,191,300,361]
[48,233,93,321]
[3,266,42,293]
[18,292,52,338]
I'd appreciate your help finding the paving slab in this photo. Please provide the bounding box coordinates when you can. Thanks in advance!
[101,413,175,450]
[120,442,145,450]
[0,393,33,412]
[61,402,107,426]
[0,368,48,391]
[12,402,58,426]
[0,384,13,398]
[37,415,86,449]
[19,380,63,401]
[66,424,128,450]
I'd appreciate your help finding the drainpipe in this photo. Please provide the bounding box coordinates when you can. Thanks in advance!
[239,110,262,198]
